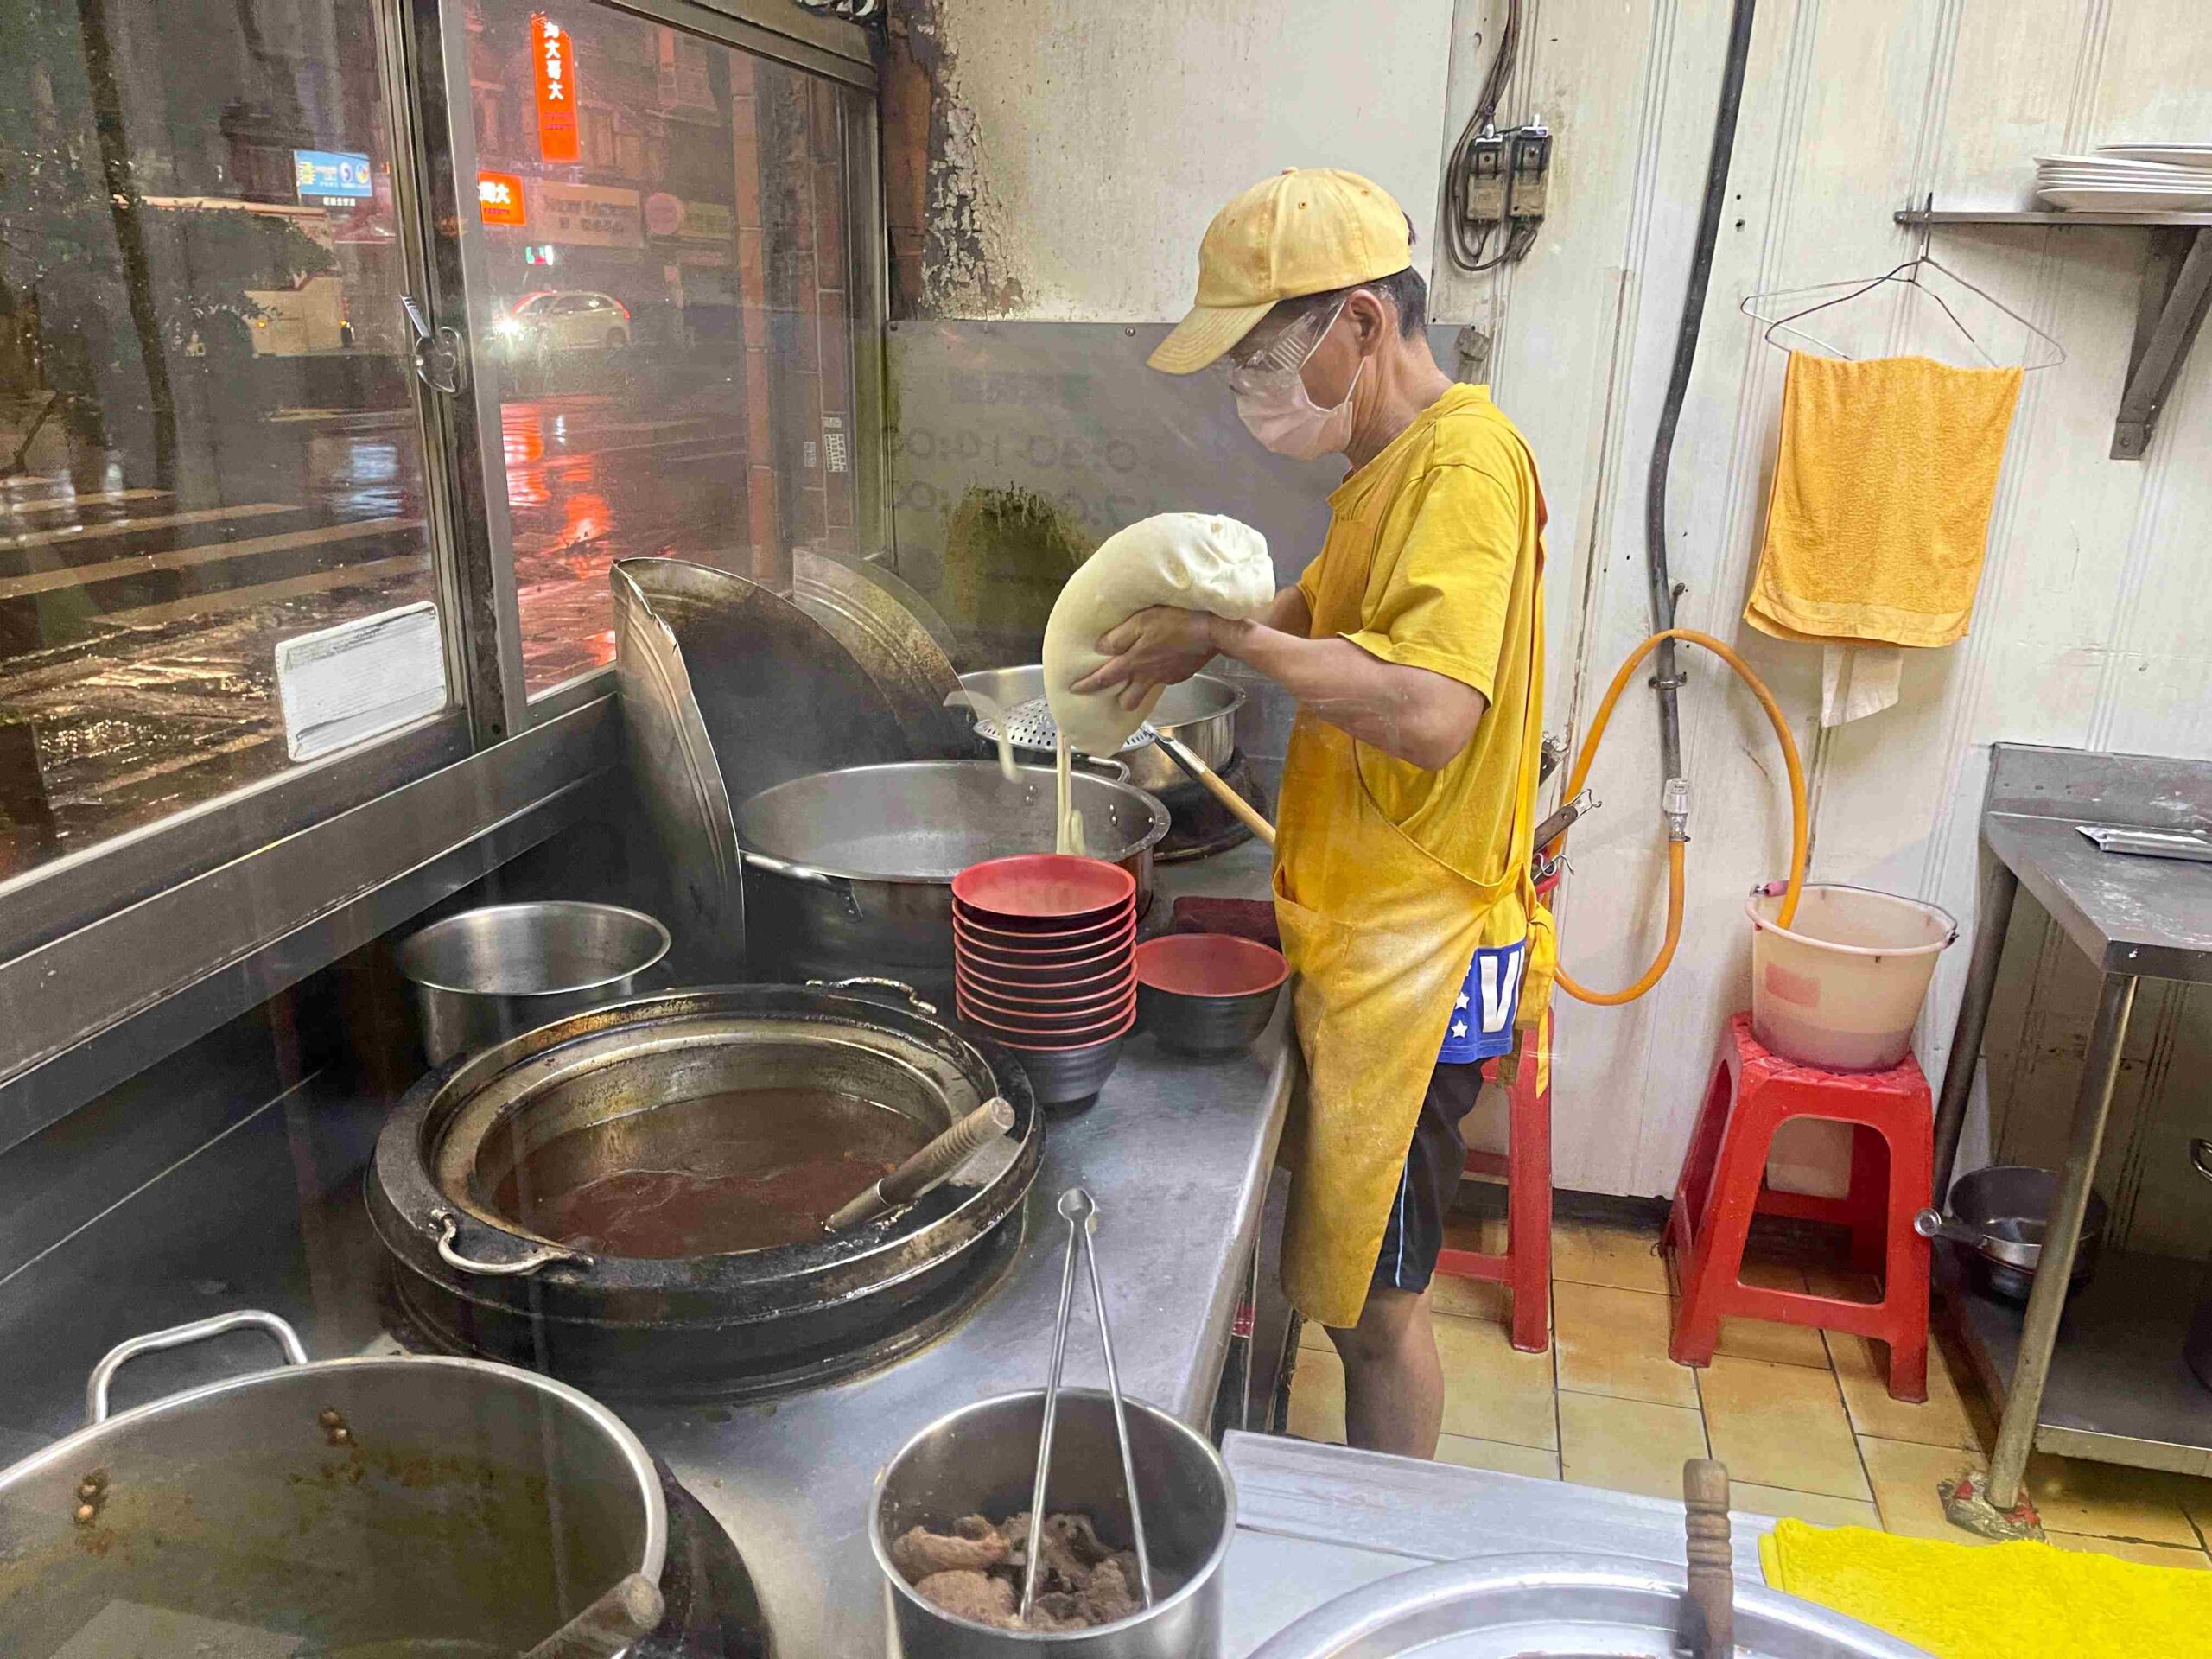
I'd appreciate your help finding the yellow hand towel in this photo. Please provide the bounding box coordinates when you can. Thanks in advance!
[1759,1518,2212,1659]
[1745,352,2022,650]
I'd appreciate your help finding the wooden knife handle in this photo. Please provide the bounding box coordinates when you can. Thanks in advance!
[1683,1457,1735,1658]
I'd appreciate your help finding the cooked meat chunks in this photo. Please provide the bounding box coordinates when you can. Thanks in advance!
[895,1509,1155,1632]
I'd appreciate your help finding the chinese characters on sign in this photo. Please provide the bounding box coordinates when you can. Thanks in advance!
[292,149,372,204]
[531,14,579,163]
[478,170,527,226]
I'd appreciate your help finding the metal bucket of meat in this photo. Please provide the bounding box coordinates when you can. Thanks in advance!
[871,1389,1235,1656]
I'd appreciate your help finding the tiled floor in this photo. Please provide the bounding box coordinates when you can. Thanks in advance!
[1285,1210,2212,1568]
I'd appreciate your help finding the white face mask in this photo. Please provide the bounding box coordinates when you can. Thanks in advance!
[1235,359,1365,460]
[1230,302,1365,461]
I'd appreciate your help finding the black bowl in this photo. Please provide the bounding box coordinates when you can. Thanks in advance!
[995,1031,1128,1112]
[1136,981,1283,1058]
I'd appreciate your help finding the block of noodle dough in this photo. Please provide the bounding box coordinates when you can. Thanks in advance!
[1041,512,1272,757]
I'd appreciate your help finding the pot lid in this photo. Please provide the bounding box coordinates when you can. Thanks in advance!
[791,549,970,749]
[613,558,957,972]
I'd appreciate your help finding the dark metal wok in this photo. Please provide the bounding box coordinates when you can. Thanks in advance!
[370,982,1039,1400]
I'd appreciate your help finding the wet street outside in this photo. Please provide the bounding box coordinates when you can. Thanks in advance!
[0,377,751,878]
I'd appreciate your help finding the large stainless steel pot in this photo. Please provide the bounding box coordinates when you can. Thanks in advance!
[1244,1553,1931,1657]
[734,760,1169,992]
[370,982,1040,1400]
[396,900,671,1065]
[0,1310,667,1658]
[873,1389,1235,1657]
[958,665,1242,794]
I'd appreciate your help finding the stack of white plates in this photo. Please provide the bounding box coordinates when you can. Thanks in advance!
[2036,145,2212,212]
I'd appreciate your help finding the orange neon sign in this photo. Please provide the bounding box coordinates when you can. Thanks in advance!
[477,169,526,226]
[531,15,578,163]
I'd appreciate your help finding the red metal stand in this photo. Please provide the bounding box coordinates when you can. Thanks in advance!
[1434,1001,1554,1354]
[1667,1012,1932,1402]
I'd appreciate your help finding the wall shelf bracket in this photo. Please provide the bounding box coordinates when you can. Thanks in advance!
[1896,203,2212,460]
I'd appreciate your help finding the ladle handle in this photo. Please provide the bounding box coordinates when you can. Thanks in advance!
[823,1097,1015,1232]
[2191,1139,2212,1185]
[1681,1457,1734,1659]
[1157,734,1275,848]
[519,1572,665,1659]
[1913,1206,1980,1248]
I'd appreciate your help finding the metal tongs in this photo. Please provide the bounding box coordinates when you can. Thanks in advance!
[1020,1186,1156,1624]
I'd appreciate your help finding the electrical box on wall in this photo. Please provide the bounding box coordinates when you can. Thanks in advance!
[1450,119,1554,271]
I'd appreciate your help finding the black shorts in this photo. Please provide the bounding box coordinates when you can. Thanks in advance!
[1370,1059,1487,1295]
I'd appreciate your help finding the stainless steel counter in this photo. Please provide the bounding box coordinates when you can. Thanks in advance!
[0,834,1297,1657]
[1982,811,2212,982]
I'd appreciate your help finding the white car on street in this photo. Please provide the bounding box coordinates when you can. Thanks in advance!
[489,290,632,354]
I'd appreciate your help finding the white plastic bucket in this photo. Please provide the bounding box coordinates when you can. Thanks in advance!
[1746,883,1958,1071]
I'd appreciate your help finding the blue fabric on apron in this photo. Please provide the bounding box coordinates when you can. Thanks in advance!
[1437,938,1525,1064]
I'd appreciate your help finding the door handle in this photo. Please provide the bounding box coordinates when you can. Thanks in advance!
[399,293,467,396]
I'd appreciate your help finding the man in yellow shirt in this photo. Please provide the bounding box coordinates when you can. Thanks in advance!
[1075,169,1549,1459]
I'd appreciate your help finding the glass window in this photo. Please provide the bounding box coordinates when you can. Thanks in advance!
[464,0,868,697]
[0,0,451,878]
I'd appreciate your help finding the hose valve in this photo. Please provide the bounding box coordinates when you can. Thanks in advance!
[1662,777,1692,842]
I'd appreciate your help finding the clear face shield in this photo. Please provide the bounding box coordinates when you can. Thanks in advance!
[1216,297,1363,461]
[1214,297,1347,399]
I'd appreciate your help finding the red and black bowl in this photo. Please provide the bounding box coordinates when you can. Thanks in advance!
[950,855,1135,933]
[1134,934,1289,1058]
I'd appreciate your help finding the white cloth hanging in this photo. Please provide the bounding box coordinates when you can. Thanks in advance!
[1821,644,1903,726]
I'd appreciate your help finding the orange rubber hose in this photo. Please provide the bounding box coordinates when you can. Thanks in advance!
[1550,628,1808,1004]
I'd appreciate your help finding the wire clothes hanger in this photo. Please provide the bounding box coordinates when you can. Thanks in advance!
[1738,207,2067,371]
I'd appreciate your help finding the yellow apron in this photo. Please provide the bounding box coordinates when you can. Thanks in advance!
[1273,464,1548,1331]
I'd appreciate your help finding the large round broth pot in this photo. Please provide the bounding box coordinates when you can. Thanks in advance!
[734,760,1169,992]
[369,983,1039,1401]
[0,1312,665,1658]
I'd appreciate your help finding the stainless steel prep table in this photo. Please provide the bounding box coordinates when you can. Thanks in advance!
[1930,742,2212,1516]
[0,838,1298,1657]
[1217,1433,1775,1655]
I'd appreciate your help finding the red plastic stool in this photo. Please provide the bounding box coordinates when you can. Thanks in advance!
[1434,1001,1554,1354]
[1666,1012,1931,1402]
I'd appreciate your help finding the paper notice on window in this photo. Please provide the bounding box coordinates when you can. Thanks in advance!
[276,601,447,762]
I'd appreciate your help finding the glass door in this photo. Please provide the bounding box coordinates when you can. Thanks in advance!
[0,0,465,880]
[435,0,878,703]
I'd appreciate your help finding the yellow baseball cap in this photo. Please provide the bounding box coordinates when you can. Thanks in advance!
[1148,168,1414,375]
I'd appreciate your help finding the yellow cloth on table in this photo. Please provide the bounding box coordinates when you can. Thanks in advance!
[1745,352,2021,650]
[1758,1518,2212,1659]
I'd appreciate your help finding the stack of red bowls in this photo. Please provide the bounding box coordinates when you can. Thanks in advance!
[950,855,1138,1109]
